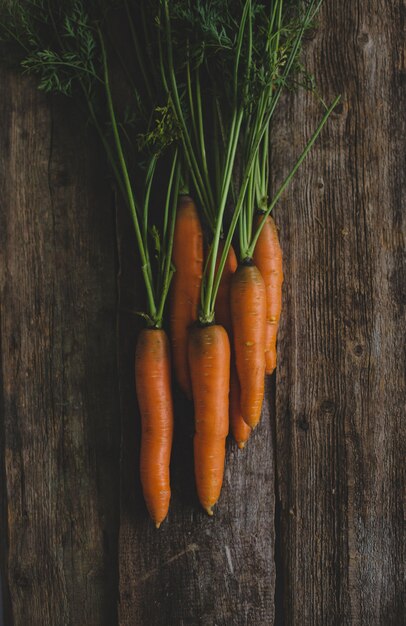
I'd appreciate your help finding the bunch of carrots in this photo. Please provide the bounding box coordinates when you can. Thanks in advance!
[169,195,283,517]
[0,0,339,528]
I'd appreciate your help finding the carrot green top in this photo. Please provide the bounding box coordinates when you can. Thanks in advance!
[0,0,339,327]
[156,0,339,322]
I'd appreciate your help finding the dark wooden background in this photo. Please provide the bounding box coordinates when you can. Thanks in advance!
[0,2,404,624]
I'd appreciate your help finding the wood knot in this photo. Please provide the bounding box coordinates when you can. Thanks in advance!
[333,101,344,116]
[12,569,31,589]
[320,400,336,414]
[357,31,370,47]
[297,415,309,432]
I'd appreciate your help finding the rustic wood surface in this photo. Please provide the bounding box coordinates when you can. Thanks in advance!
[0,72,120,625]
[272,1,405,624]
[0,1,404,624]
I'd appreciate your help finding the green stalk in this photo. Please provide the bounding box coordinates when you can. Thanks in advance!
[266,0,321,117]
[211,88,329,309]
[233,0,251,105]
[140,2,159,94]
[201,108,244,322]
[186,52,198,145]
[210,127,262,309]
[142,156,158,287]
[196,66,215,224]
[213,99,222,203]
[162,1,213,222]
[200,0,254,320]
[156,153,181,324]
[246,96,340,257]
[124,0,154,102]
[267,0,281,50]
[81,88,126,199]
[162,150,178,250]
[157,21,169,94]
[220,111,237,197]
[246,167,255,244]
[143,156,157,245]
[239,204,247,256]
[99,29,157,321]
[237,0,322,260]
[273,0,283,60]
[261,127,269,202]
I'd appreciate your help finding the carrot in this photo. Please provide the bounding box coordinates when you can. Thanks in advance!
[188,324,230,515]
[214,243,251,448]
[229,363,251,449]
[253,214,283,374]
[135,328,173,528]
[170,195,203,398]
[214,241,237,333]
[230,262,266,429]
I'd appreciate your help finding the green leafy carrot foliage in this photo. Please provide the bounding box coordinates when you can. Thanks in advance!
[0,0,182,327]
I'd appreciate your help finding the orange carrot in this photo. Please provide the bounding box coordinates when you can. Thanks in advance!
[229,363,251,449]
[253,214,283,374]
[214,244,251,448]
[170,195,203,398]
[188,324,230,515]
[135,328,173,528]
[214,241,237,333]
[230,262,266,429]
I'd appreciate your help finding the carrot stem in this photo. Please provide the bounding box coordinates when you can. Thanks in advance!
[99,28,157,320]
[124,0,154,102]
[247,95,340,257]
[156,152,181,324]
[162,1,214,224]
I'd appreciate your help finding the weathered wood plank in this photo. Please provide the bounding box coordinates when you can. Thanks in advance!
[0,71,121,625]
[117,202,276,624]
[273,1,405,623]
[1,0,405,623]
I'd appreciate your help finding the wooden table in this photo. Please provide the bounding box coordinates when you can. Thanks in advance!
[0,2,404,624]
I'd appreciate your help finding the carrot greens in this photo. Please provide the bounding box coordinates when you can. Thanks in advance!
[0,0,182,328]
[235,0,340,261]
[156,0,338,323]
[1,0,338,326]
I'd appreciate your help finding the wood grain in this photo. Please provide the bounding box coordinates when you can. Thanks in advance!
[0,71,121,625]
[273,1,405,623]
[1,0,405,623]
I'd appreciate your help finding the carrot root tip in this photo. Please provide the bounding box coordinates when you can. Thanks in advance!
[155,522,161,529]
[238,441,246,450]
[205,506,214,516]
